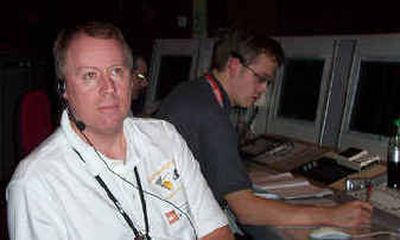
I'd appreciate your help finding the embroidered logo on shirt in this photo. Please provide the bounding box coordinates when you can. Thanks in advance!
[156,177,173,190]
[154,166,181,191]
[165,210,180,224]
[148,162,184,200]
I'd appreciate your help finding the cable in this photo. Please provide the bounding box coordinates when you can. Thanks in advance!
[352,230,400,238]
[134,167,150,238]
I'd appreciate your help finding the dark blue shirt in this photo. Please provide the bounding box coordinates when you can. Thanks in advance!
[156,77,252,205]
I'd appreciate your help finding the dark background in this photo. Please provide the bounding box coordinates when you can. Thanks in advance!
[1,0,400,57]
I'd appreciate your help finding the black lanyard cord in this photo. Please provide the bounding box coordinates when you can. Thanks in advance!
[94,175,144,239]
[134,167,150,238]
[72,146,151,239]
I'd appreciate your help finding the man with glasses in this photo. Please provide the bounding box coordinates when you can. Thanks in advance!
[156,29,372,239]
[6,21,233,240]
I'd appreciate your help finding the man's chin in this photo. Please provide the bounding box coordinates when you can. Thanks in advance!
[94,117,125,132]
[236,104,252,109]
[243,100,256,108]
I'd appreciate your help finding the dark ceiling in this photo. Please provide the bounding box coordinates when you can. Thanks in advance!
[1,0,400,56]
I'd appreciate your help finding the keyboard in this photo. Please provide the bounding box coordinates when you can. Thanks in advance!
[296,157,357,185]
[240,135,293,159]
[348,184,400,219]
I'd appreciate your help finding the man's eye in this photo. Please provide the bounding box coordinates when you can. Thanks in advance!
[110,67,125,78]
[83,71,98,81]
[261,75,274,84]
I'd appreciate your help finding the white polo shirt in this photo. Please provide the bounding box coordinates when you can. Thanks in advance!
[7,111,228,240]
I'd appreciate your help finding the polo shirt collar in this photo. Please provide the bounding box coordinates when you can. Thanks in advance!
[207,73,232,112]
[60,110,137,177]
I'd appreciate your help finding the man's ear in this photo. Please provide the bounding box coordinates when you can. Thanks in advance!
[227,56,242,75]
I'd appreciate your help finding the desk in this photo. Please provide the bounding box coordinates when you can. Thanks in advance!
[274,225,400,240]
[269,192,400,239]
[243,137,400,240]
[250,186,400,239]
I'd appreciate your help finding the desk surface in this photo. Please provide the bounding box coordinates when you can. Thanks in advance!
[274,225,400,240]
[256,193,400,240]
[243,136,400,240]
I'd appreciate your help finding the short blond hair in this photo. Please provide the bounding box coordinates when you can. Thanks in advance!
[53,21,133,80]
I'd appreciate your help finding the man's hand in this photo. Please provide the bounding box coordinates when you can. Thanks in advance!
[225,189,373,227]
[327,200,373,227]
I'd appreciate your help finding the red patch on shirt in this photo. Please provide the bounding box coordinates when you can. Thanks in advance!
[165,210,179,224]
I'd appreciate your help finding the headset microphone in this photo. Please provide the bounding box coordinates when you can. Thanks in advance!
[66,106,86,132]
[75,119,86,132]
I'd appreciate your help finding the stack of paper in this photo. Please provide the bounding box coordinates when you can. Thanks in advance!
[251,172,333,200]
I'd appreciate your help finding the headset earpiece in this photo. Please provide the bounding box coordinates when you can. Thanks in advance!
[57,79,66,96]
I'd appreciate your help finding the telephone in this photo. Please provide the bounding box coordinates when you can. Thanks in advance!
[324,147,380,171]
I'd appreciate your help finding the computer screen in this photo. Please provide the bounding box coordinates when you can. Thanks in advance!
[278,58,324,122]
[155,55,193,100]
[146,39,200,107]
[339,34,400,157]
[350,60,400,136]
[265,36,336,143]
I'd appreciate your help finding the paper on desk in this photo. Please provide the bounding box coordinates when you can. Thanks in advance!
[252,172,333,200]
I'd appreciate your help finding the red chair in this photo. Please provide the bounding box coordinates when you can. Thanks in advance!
[18,89,54,156]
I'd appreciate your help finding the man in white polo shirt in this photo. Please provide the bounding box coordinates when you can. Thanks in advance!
[6,21,232,240]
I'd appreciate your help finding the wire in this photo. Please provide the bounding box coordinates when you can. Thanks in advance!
[352,231,400,238]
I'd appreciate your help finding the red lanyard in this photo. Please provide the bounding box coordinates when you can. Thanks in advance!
[205,73,224,107]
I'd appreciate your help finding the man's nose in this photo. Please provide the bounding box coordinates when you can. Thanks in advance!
[100,73,117,93]
[258,81,268,93]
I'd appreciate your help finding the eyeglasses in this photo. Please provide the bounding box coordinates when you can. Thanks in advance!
[74,65,130,90]
[230,51,274,86]
[241,63,273,86]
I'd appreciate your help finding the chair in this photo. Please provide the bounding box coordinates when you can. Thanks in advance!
[18,89,54,157]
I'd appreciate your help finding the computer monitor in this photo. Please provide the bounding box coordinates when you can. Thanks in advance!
[145,39,200,108]
[265,36,336,143]
[339,34,400,158]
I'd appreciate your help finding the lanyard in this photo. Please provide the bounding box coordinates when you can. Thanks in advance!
[205,73,224,107]
[72,148,151,240]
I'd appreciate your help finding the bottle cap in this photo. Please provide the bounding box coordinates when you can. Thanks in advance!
[394,119,400,127]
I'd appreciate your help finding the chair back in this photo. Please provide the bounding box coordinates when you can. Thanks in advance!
[18,89,54,156]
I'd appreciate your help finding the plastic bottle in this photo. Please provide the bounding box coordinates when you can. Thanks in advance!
[387,118,400,189]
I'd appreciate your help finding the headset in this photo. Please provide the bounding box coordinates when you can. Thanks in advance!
[57,79,66,96]
[57,79,86,132]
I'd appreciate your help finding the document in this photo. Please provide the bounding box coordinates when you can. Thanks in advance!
[252,172,333,200]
